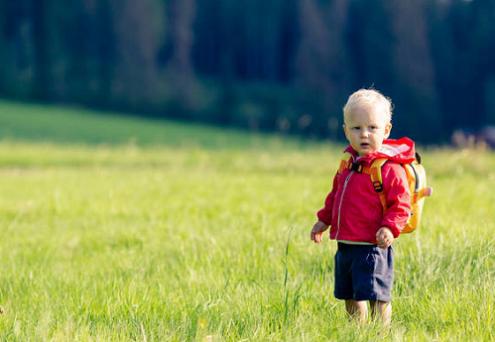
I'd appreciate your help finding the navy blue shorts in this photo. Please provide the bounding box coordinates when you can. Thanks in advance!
[334,242,394,302]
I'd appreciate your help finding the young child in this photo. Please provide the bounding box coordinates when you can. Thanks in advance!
[310,88,415,325]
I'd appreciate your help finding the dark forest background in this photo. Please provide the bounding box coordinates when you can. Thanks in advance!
[0,0,494,143]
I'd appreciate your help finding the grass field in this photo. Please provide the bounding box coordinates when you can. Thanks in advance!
[0,100,494,340]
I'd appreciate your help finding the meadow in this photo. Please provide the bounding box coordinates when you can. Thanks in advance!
[0,100,494,341]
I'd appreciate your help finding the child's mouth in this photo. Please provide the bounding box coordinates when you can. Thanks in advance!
[360,143,370,147]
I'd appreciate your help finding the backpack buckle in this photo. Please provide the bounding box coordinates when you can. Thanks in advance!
[372,181,383,192]
[350,162,363,173]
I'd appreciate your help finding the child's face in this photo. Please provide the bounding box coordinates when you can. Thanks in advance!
[343,104,391,156]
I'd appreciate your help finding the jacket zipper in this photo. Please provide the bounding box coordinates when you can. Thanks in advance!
[335,171,354,240]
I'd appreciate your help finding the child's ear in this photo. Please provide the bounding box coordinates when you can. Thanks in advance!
[384,123,392,138]
[343,124,349,140]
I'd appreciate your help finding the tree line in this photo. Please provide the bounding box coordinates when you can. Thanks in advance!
[0,0,494,143]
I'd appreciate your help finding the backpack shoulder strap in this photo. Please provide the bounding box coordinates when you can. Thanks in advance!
[368,158,388,210]
[338,151,353,174]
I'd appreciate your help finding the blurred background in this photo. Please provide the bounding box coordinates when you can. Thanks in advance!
[0,0,494,145]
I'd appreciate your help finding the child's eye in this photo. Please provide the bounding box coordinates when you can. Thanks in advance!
[352,127,361,130]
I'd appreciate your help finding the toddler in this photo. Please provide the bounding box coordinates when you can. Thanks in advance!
[310,88,415,325]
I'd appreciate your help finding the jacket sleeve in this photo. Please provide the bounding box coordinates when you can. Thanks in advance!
[380,163,411,237]
[316,172,339,226]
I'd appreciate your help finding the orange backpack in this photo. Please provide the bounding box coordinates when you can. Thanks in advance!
[339,152,432,233]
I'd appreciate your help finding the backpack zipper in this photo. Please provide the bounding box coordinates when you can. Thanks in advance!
[335,170,354,240]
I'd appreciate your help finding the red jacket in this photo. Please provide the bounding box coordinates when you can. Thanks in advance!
[317,138,414,243]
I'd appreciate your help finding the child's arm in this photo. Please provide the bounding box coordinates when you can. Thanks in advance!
[310,172,338,243]
[380,163,411,238]
[315,173,339,225]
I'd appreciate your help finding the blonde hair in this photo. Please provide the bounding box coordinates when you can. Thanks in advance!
[343,88,393,123]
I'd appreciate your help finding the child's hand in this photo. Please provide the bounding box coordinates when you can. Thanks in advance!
[376,227,394,249]
[310,221,329,243]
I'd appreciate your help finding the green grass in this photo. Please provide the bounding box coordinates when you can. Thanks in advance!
[0,100,494,340]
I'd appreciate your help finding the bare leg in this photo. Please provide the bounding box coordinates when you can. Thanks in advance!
[370,300,392,326]
[345,300,368,324]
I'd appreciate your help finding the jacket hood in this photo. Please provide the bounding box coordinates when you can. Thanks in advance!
[345,137,416,164]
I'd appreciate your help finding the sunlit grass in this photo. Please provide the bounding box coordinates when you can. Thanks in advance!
[0,141,493,340]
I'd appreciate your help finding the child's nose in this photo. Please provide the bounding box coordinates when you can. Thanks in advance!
[360,129,370,137]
